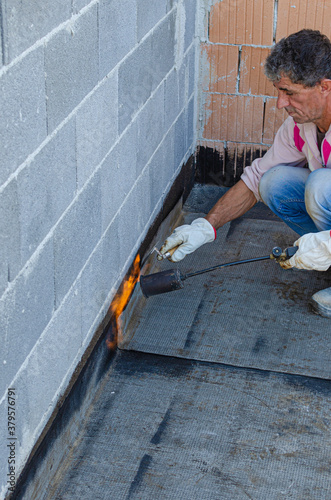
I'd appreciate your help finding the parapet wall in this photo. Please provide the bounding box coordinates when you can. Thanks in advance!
[0,1,197,496]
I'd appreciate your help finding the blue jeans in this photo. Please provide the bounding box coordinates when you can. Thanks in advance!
[258,166,331,236]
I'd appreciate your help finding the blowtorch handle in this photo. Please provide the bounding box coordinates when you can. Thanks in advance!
[184,255,271,279]
[184,246,299,280]
[157,245,181,261]
[285,246,299,259]
[165,246,180,258]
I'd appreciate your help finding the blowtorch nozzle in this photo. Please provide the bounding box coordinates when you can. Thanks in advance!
[140,268,184,298]
[149,246,178,261]
[151,246,165,259]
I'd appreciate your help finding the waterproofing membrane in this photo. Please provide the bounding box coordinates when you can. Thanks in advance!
[122,213,331,380]
[48,352,331,500]
[46,194,331,500]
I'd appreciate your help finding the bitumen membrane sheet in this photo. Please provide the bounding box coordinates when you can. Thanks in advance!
[49,352,330,500]
[47,186,331,500]
[122,213,331,380]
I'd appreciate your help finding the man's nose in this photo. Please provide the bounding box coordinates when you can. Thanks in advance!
[277,93,290,109]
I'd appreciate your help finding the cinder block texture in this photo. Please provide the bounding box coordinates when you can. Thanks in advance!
[187,95,194,149]
[187,45,195,98]
[0,239,54,395]
[0,179,20,295]
[118,11,175,133]
[0,28,3,68]
[133,165,153,235]
[1,0,71,62]
[99,0,137,79]
[174,109,188,168]
[167,0,176,10]
[201,44,238,93]
[204,95,264,143]
[0,0,201,496]
[136,84,165,174]
[73,0,92,14]
[45,5,98,132]
[184,0,196,52]
[0,46,47,186]
[81,216,120,337]
[276,0,331,41]
[17,120,76,265]
[0,404,9,494]
[164,44,195,132]
[152,11,176,90]
[164,46,195,133]
[164,69,181,132]
[13,282,82,446]
[209,0,274,45]
[100,122,137,233]
[149,127,175,209]
[76,71,118,188]
[176,56,188,111]
[99,216,121,297]
[137,0,166,41]
[0,260,6,301]
[54,171,102,308]
[118,36,153,134]
[117,172,151,269]
[239,47,276,96]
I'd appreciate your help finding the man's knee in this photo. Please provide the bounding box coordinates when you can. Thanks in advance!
[305,169,331,213]
[258,165,288,204]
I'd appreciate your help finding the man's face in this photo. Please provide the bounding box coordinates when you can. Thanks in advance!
[274,75,325,125]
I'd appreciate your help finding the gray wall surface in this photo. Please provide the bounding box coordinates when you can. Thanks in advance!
[0,0,198,496]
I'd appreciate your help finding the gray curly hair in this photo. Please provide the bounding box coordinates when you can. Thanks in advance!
[264,29,331,87]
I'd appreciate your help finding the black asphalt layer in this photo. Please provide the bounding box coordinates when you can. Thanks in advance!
[47,187,331,500]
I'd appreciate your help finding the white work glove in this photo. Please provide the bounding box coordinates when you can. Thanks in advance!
[281,230,331,271]
[160,218,216,262]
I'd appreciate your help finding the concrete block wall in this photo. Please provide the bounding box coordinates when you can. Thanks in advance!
[197,0,331,185]
[0,0,198,496]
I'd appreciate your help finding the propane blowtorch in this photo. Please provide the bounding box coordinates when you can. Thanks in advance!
[140,246,298,298]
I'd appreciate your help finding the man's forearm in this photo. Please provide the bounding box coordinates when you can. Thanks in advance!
[205,180,257,230]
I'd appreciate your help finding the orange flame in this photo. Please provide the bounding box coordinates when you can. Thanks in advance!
[106,254,141,350]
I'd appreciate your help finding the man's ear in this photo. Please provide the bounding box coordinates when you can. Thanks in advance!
[319,79,331,95]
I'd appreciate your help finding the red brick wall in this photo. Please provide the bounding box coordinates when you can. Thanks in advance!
[198,0,331,182]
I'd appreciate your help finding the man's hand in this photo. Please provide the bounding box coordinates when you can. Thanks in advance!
[159,218,216,262]
[159,180,256,263]
[281,230,331,271]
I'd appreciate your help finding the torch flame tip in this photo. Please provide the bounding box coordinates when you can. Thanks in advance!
[107,254,141,350]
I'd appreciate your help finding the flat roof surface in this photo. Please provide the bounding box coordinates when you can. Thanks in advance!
[48,185,331,500]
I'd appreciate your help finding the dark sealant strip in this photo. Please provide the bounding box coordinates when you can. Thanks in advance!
[184,289,209,350]
[126,454,153,500]
[150,407,173,445]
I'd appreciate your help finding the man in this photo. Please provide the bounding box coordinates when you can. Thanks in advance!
[160,29,331,318]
